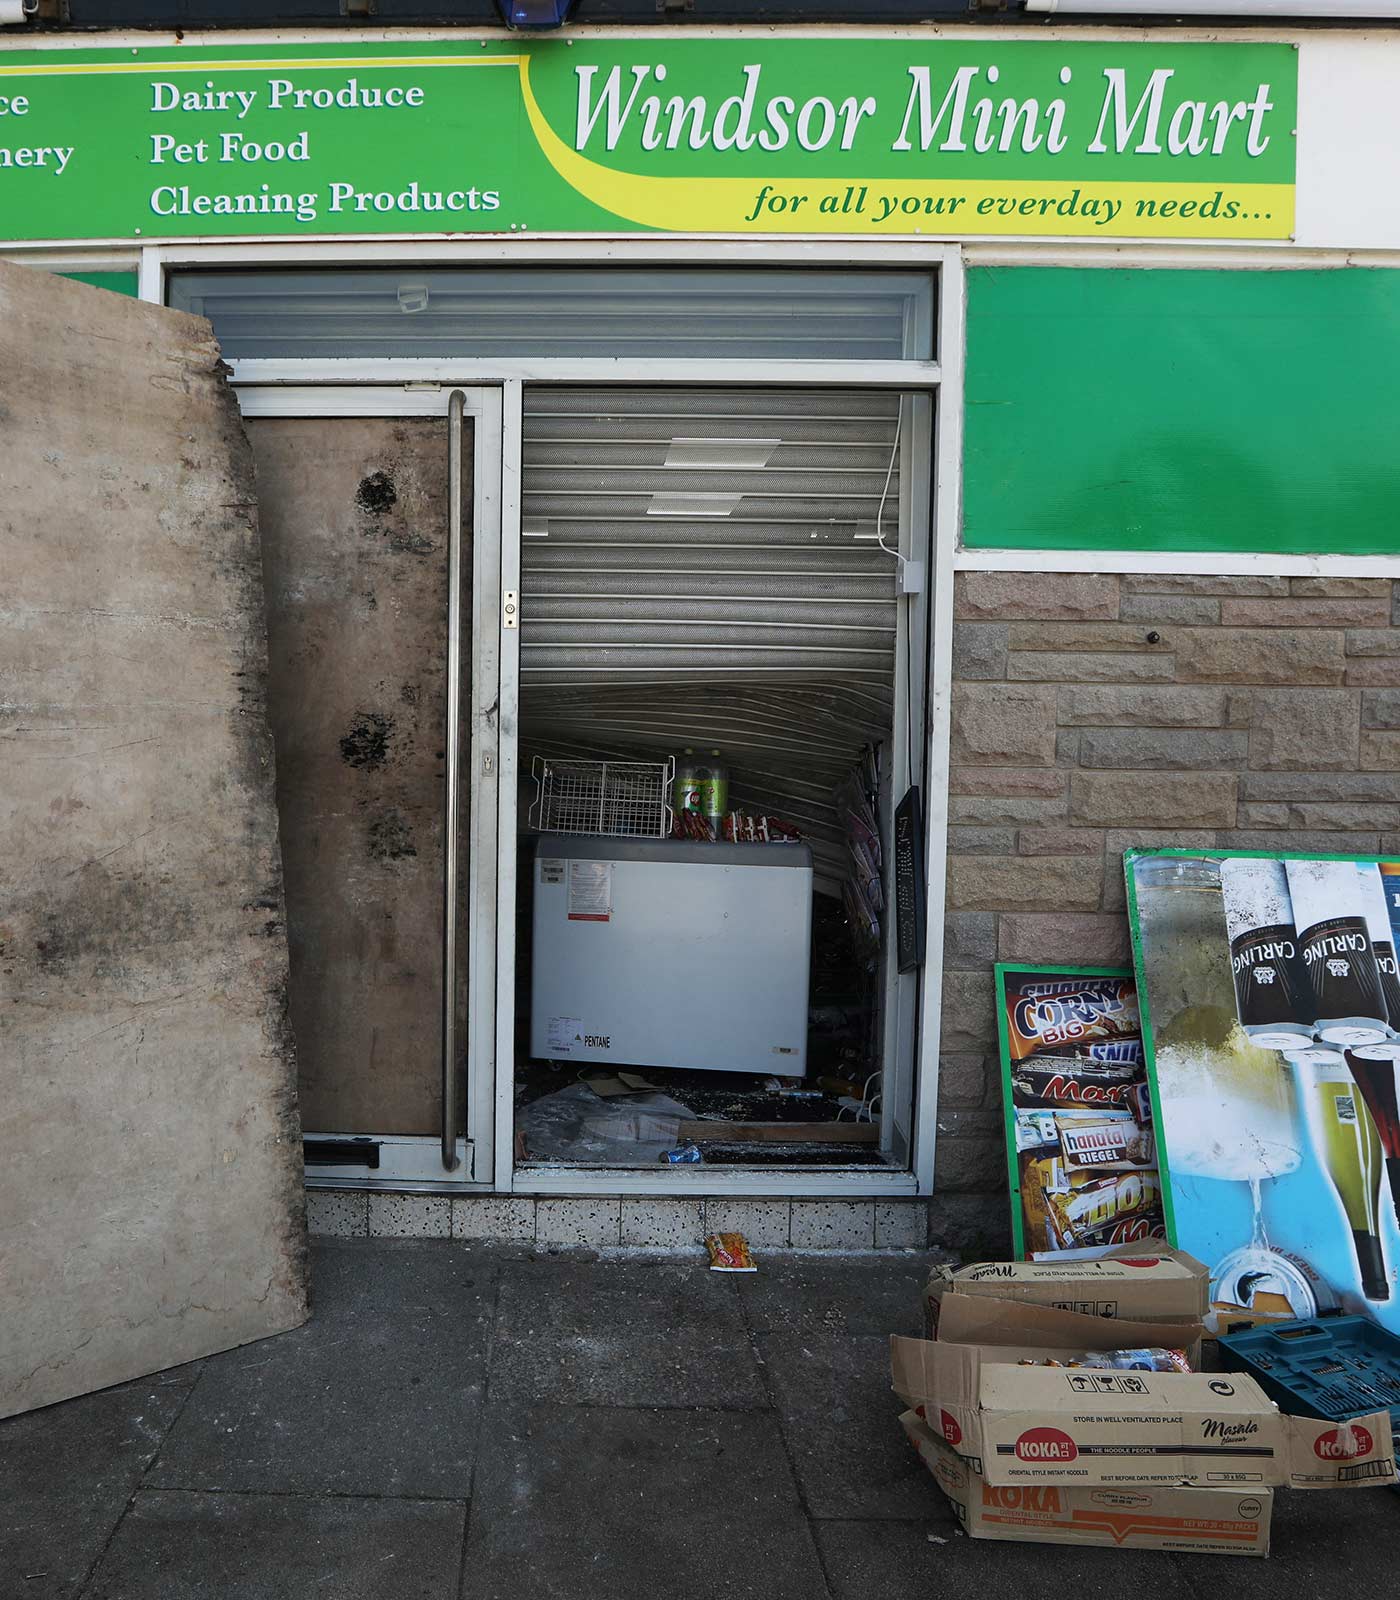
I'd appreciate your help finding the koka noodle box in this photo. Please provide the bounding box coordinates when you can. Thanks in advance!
[924,1252,1210,1339]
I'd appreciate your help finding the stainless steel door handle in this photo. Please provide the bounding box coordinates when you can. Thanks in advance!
[442,391,465,1172]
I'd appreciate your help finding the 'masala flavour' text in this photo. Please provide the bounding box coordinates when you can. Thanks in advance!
[1201,1418,1261,1441]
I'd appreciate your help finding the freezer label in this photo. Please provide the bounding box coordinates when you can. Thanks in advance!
[540,859,565,885]
[547,1016,582,1054]
[568,860,613,922]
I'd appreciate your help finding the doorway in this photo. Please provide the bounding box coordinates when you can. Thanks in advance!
[240,378,932,1191]
[503,385,933,1180]
[241,388,504,1185]
[181,249,953,1195]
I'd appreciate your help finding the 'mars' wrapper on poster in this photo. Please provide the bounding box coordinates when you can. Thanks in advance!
[1011,1057,1138,1109]
[1126,850,1400,1338]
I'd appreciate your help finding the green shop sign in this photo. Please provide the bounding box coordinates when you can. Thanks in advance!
[0,36,1296,241]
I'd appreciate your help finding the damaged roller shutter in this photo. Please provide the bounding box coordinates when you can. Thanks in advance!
[518,388,901,885]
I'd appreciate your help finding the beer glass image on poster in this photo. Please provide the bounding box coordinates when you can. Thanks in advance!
[1125,850,1400,1333]
[994,963,1164,1260]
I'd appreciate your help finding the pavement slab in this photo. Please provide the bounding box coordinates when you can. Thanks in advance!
[736,1252,932,1338]
[464,1403,828,1600]
[8,1240,1397,1600]
[813,1517,1206,1598]
[757,1333,937,1521]
[146,1240,496,1497]
[0,1364,201,1600]
[490,1257,764,1409]
[83,1490,466,1600]
[1179,1485,1400,1579]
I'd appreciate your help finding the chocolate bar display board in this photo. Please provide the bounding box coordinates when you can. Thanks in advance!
[995,964,1165,1261]
[1125,850,1400,1335]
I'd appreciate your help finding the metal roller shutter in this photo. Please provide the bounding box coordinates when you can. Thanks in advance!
[519,388,905,882]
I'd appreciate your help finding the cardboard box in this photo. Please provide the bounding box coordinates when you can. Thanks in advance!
[900,1410,1272,1556]
[891,1331,1397,1491]
[1278,1412,1400,1489]
[933,1291,1207,1372]
[925,1248,1209,1339]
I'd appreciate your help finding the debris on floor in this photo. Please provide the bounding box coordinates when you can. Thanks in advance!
[705,1233,758,1273]
[659,1140,704,1165]
[515,1060,885,1168]
[581,1070,656,1099]
[520,1081,695,1164]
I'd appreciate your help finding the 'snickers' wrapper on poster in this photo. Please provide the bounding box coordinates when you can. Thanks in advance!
[1077,1039,1145,1066]
[1003,974,1140,1062]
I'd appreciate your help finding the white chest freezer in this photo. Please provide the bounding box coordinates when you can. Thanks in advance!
[529,834,813,1075]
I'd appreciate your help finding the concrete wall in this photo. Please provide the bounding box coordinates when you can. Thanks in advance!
[935,569,1400,1253]
[1,263,308,1418]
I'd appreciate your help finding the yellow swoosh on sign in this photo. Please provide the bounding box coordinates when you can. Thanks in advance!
[517,57,1293,239]
[0,54,521,76]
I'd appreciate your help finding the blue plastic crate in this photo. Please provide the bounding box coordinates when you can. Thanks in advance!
[1218,1316,1400,1427]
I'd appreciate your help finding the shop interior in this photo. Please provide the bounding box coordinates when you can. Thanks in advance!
[511,384,929,1170]
[166,263,937,1185]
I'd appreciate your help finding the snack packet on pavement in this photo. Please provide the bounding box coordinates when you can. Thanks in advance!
[705,1232,757,1272]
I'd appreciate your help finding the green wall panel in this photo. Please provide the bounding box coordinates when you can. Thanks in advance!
[60,271,138,297]
[962,266,1400,556]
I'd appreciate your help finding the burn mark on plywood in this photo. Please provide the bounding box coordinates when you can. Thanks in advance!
[339,711,393,772]
[367,808,417,862]
[242,890,285,940]
[387,524,432,558]
[34,927,75,973]
[355,470,398,517]
[354,463,433,558]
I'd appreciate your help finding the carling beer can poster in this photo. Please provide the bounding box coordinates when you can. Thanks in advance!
[1125,849,1400,1332]
[995,962,1165,1261]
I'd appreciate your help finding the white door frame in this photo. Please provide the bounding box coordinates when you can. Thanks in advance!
[238,383,506,1190]
[170,237,960,1199]
[494,375,936,1200]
